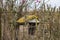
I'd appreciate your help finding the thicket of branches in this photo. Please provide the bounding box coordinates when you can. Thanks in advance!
[0,0,60,40]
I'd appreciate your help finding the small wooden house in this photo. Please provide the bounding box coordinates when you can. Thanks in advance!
[16,15,40,36]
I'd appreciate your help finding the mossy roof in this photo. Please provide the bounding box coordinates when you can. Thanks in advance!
[16,15,39,23]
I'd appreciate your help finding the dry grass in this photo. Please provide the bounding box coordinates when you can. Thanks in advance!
[1,5,60,40]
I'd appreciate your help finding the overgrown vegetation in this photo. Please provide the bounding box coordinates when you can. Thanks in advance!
[0,0,60,40]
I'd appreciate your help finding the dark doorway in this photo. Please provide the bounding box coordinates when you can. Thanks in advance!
[28,23,36,35]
